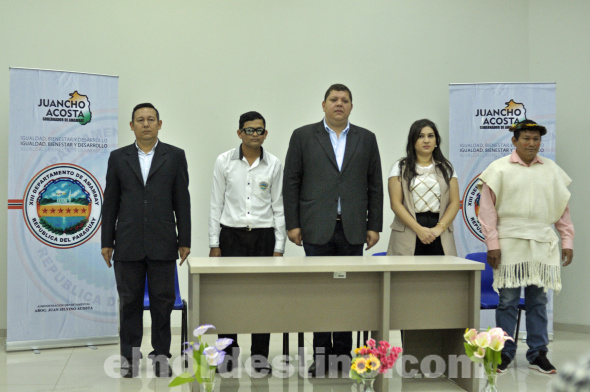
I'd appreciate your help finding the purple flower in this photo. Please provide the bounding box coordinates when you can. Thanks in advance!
[215,338,233,351]
[193,324,215,337]
[182,341,200,355]
[203,346,225,366]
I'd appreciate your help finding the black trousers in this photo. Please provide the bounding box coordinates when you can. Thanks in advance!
[218,225,275,358]
[302,220,362,360]
[414,212,445,256]
[114,258,176,361]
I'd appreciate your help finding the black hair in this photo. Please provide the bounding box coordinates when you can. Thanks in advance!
[398,119,454,186]
[132,103,159,121]
[323,84,352,103]
[239,111,266,129]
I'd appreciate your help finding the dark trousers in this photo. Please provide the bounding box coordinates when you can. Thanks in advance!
[303,220,362,360]
[114,258,176,361]
[414,212,444,256]
[218,225,275,358]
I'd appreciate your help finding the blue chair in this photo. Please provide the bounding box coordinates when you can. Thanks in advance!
[465,252,525,345]
[143,264,188,367]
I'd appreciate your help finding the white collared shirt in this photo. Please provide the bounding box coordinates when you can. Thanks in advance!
[208,145,286,253]
[324,118,350,214]
[135,140,159,185]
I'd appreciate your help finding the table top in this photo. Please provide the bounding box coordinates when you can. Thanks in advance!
[187,255,485,274]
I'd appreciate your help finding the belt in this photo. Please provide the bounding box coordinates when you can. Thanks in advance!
[220,224,269,232]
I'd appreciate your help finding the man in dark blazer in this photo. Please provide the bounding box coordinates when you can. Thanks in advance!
[283,84,383,377]
[101,103,191,378]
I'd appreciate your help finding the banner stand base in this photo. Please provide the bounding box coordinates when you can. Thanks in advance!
[6,335,119,352]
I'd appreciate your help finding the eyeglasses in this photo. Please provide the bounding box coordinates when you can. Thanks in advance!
[241,127,266,135]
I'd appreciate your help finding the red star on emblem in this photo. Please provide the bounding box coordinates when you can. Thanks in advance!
[73,208,79,213]
[42,208,48,213]
[50,208,56,213]
[66,208,71,213]
[58,208,64,213]
[81,208,86,213]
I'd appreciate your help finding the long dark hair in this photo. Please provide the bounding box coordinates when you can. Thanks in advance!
[398,119,454,186]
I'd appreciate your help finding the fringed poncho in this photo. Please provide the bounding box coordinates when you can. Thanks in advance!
[478,155,571,293]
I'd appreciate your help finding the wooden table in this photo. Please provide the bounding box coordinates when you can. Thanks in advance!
[187,255,483,391]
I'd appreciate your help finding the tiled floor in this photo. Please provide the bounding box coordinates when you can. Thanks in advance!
[1,330,588,391]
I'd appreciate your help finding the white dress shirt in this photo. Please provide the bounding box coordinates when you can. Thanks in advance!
[209,145,286,253]
[136,140,158,185]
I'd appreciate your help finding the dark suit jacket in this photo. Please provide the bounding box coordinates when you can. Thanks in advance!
[101,142,191,261]
[283,121,383,245]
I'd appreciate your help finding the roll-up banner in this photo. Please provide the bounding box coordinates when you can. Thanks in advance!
[449,82,556,334]
[7,68,119,351]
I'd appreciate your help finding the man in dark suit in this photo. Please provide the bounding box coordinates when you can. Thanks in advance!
[101,103,191,378]
[283,84,383,377]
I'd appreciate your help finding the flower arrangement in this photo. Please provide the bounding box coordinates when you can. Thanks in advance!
[464,327,514,390]
[350,338,402,390]
[169,324,233,392]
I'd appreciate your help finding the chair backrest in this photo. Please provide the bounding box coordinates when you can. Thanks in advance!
[143,264,184,309]
[465,252,499,308]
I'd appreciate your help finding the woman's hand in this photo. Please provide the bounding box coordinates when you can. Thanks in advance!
[430,225,444,238]
[416,226,436,244]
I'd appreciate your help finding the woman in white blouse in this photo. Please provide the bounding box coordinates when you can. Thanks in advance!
[386,119,459,256]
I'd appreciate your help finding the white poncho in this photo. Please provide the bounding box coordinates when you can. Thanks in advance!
[478,155,571,293]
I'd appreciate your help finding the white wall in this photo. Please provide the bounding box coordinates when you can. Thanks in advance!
[1,0,588,332]
[529,1,590,329]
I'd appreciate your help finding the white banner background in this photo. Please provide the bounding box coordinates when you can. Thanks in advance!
[7,68,119,350]
[449,82,556,333]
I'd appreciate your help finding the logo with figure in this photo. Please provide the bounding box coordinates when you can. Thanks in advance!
[461,174,484,242]
[23,164,102,248]
[475,99,527,130]
[39,91,92,125]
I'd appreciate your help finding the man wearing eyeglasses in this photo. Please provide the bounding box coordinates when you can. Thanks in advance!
[208,111,286,375]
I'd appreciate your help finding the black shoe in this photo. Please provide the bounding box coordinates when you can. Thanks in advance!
[153,358,172,377]
[252,357,272,374]
[121,359,139,378]
[308,361,328,378]
[529,352,557,374]
[497,353,512,373]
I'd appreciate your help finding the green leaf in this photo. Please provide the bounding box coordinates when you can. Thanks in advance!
[168,373,196,387]
[350,370,362,383]
[493,350,502,364]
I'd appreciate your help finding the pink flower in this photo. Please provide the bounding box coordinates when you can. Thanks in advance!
[473,346,486,359]
[367,339,376,348]
[474,332,491,348]
[464,328,478,344]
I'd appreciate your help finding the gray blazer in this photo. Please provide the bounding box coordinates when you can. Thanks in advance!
[386,164,457,256]
[101,142,191,261]
[283,121,383,245]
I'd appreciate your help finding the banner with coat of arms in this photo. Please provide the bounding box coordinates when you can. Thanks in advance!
[7,68,119,350]
[449,82,556,333]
